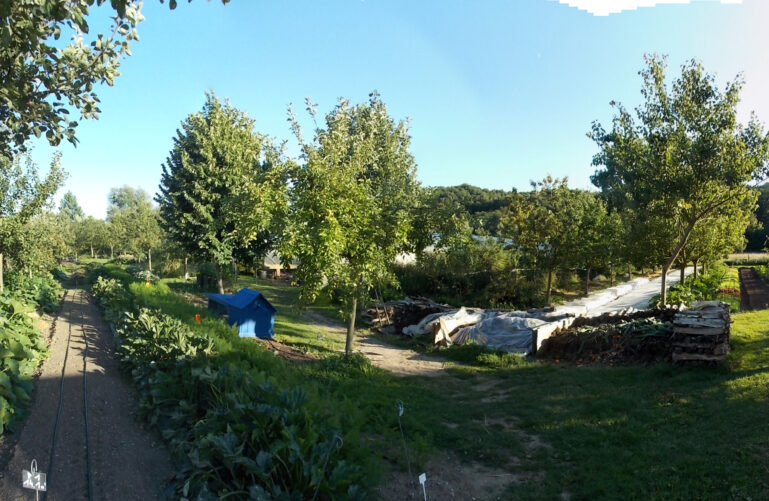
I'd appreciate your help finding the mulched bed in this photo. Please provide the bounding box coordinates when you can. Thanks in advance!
[739,267,769,311]
[250,338,318,363]
[537,308,681,366]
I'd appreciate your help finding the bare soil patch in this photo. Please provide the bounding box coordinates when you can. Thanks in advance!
[739,267,769,311]
[375,451,530,501]
[250,338,317,363]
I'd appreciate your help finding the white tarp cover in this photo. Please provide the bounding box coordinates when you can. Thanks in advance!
[402,307,485,337]
[451,314,547,354]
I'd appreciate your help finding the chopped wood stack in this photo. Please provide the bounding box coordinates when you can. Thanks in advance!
[671,301,730,364]
[361,297,451,333]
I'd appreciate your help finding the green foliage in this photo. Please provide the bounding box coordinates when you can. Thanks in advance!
[429,184,511,236]
[441,342,529,369]
[395,237,538,308]
[591,55,769,303]
[117,308,213,367]
[283,92,422,352]
[4,272,63,314]
[91,266,370,499]
[157,93,286,293]
[0,284,49,435]
[106,185,162,269]
[58,191,85,222]
[649,262,730,307]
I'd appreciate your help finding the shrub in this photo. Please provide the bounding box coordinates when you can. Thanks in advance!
[0,289,48,434]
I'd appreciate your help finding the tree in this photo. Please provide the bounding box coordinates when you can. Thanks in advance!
[590,55,769,304]
[107,185,162,268]
[0,0,229,158]
[504,176,581,305]
[156,93,286,293]
[59,191,85,221]
[75,216,108,258]
[569,191,608,295]
[0,152,65,289]
[282,92,421,354]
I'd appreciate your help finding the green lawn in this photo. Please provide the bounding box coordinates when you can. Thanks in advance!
[93,265,769,499]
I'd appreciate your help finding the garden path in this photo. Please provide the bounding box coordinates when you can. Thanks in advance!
[0,289,172,500]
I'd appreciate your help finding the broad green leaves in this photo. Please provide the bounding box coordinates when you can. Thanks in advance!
[282,93,421,351]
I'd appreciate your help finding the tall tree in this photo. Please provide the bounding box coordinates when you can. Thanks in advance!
[58,191,85,221]
[570,191,608,295]
[504,176,581,305]
[156,93,285,293]
[590,55,769,304]
[282,92,421,354]
[107,185,161,268]
[0,152,65,289]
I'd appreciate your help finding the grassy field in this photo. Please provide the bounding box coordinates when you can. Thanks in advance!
[90,265,769,499]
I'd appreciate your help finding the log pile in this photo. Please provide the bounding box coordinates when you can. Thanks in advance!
[671,301,730,364]
[361,297,451,333]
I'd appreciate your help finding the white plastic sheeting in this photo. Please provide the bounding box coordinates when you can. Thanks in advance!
[451,314,548,353]
[400,277,659,355]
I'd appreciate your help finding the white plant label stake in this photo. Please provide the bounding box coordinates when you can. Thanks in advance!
[419,472,427,500]
[22,459,46,500]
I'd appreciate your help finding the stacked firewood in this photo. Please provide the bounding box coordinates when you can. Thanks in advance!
[361,297,450,332]
[671,301,730,364]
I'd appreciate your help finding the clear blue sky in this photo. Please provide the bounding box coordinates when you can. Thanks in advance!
[29,0,769,218]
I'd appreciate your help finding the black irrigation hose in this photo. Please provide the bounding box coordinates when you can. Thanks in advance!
[44,290,71,501]
[81,292,94,501]
[44,290,95,501]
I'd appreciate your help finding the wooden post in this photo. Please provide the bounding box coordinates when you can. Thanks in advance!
[148,248,152,271]
[184,257,189,281]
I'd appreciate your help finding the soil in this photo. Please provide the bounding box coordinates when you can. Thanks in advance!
[0,290,173,500]
[375,451,528,501]
[738,267,769,311]
[250,338,317,363]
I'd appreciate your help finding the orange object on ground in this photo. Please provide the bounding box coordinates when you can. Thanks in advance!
[195,314,201,324]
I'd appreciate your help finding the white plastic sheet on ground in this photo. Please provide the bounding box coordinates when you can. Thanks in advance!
[451,314,548,354]
[400,276,655,355]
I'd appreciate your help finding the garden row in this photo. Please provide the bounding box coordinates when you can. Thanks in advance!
[90,270,370,500]
[0,273,62,435]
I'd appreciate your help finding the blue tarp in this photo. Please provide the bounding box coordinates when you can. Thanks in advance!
[205,288,277,339]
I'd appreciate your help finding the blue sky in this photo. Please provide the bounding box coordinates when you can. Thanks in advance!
[29,0,769,217]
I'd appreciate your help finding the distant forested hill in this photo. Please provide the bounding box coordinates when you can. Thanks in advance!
[430,184,512,236]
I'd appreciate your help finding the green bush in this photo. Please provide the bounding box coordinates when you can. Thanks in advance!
[0,289,48,434]
[649,262,729,307]
[92,267,370,500]
[4,272,63,314]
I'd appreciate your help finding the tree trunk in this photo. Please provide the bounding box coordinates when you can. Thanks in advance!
[216,264,224,294]
[610,263,614,287]
[659,219,698,305]
[184,257,189,281]
[584,266,591,295]
[680,261,685,284]
[90,244,94,258]
[628,263,632,280]
[546,268,554,305]
[110,245,114,259]
[345,296,357,355]
[254,257,258,280]
[693,259,699,280]
[0,253,3,292]
[147,248,152,272]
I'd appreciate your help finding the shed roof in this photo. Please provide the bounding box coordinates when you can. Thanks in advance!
[205,288,277,312]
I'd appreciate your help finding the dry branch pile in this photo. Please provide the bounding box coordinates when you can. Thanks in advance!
[671,301,730,364]
[360,297,451,333]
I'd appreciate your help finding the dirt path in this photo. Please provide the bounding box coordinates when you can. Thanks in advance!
[739,267,769,311]
[0,290,172,500]
[357,336,456,377]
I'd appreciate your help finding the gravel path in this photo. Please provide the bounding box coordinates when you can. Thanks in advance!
[0,290,172,500]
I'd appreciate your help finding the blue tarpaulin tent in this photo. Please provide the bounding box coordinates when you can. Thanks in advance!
[205,288,277,339]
